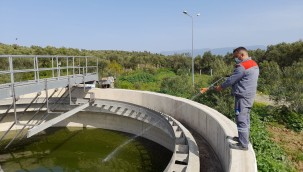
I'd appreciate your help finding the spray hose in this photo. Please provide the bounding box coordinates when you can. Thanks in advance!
[200,76,228,94]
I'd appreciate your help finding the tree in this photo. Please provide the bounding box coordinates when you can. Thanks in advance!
[265,41,303,68]
[200,51,213,73]
[248,48,266,63]
[107,60,123,77]
[281,61,303,113]
[166,54,191,73]
[210,57,233,77]
[258,61,282,95]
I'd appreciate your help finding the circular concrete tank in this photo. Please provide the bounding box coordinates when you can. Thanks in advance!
[0,87,257,172]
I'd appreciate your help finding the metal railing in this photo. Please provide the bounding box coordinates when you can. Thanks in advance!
[0,55,99,99]
[0,55,98,84]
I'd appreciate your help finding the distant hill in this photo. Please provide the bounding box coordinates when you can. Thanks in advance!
[160,45,266,56]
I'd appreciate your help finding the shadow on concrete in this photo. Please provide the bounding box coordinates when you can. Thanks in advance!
[183,123,224,172]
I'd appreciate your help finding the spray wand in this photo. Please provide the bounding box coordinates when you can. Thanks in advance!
[200,76,229,94]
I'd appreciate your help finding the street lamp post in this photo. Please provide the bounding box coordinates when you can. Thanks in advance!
[183,11,200,87]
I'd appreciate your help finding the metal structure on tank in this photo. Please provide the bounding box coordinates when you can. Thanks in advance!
[0,55,98,147]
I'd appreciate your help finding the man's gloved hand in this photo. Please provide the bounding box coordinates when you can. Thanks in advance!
[201,85,223,94]
[215,85,223,92]
[200,88,209,94]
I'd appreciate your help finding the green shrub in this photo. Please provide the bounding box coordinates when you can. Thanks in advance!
[253,102,276,122]
[159,75,194,99]
[120,72,156,83]
[155,68,176,81]
[274,106,303,132]
[250,112,296,172]
[253,103,303,132]
[115,81,134,89]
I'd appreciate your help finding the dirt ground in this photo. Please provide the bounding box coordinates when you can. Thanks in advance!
[267,124,303,172]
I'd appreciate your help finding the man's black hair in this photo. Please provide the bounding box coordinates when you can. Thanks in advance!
[233,47,247,54]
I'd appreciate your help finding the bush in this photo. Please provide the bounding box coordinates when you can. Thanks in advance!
[159,75,194,99]
[155,68,176,81]
[120,71,156,83]
[115,81,134,89]
[253,102,276,122]
[253,103,303,132]
[274,106,303,132]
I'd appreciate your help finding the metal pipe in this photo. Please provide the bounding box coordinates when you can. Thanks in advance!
[34,57,37,81]
[23,92,41,113]
[56,56,59,79]
[191,14,194,87]
[85,57,88,75]
[183,11,200,87]
[0,103,14,122]
[45,79,49,113]
[52,57,54,78]
[97,58,99,76]
[83,68,85,92]
[9,56,14,86]
[68,77,72,105]
[79,57,81,74]
[73,56,75,77]
[35,56,39,82]
[0,122,15,142]
[8,56,18,125]
[66,57,69,76]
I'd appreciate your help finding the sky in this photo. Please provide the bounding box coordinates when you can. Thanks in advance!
[0,0,302,53]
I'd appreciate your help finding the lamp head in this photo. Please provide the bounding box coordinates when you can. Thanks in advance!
[183,11,187,14]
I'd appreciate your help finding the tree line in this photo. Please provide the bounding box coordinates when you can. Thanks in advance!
[1,41,303,114]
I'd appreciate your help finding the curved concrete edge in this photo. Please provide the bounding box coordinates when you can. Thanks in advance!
[86,88,258,172]
[0,104,176,151]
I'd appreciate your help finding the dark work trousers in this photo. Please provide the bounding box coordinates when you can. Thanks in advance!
[235,96,255,147]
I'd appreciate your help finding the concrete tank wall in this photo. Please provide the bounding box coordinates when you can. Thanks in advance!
[87,88,257,172]
[1,96,199,171]
[0,111,175,152]
[59,111,176,151]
